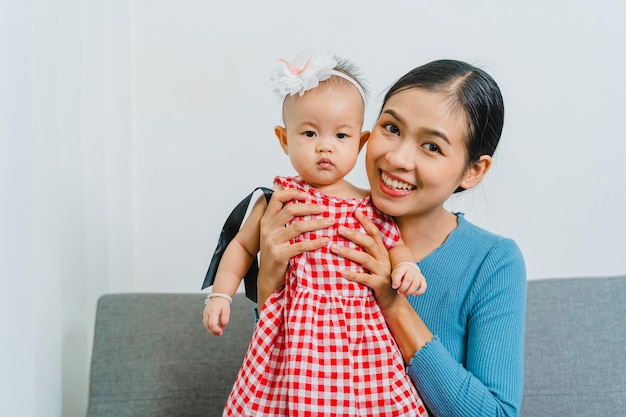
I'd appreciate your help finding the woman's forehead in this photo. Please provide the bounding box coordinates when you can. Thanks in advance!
[383,89,467,135]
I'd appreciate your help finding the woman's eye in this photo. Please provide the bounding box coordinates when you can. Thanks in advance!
[304,131,316,138]
[424,143,441,153]
[384,123,400,135]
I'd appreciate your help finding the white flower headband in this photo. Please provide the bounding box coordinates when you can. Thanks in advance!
[270,51,365,100]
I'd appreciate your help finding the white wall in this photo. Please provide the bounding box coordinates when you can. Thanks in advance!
[1,0,132,416]
[1,0,625,416]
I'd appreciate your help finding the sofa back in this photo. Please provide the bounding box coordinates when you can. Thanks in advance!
[87,276,626,416]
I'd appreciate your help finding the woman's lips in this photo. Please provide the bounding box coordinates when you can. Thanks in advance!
[380,170,417,193]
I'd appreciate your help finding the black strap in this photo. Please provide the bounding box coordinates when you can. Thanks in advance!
[202,187,274,302]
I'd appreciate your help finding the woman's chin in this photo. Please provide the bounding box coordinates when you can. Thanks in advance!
[371,192,408,217]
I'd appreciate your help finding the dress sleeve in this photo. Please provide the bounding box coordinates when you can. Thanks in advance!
[407,238,527,417]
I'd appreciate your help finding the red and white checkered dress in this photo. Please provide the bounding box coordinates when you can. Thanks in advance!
[224,176,428,417]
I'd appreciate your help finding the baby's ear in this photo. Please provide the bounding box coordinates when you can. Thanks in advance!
[274,126,289,154]
[358,131,370,151]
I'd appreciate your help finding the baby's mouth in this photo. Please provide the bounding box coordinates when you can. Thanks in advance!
[318,158,333,169]
[381,171,417,191]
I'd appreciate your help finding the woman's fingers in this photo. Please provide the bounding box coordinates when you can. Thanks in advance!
[335,211,390,277]
[260,189,332,261]
[257,188,331,304]
[349,211,388,260]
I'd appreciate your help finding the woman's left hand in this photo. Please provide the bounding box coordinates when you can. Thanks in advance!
[330,211,399,311]
[333,210,434,363]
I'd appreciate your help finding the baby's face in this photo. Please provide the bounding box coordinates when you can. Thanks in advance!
[278,82,366,190]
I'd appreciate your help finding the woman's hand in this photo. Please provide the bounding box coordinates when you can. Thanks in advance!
[331,210,433,363]
[331,210,400,311]
[257,188,332,306]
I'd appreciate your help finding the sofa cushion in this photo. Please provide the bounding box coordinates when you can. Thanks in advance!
[87,293,255,417]
[520,276,626,416]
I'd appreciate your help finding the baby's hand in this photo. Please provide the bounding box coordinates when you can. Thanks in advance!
[203,296,232,336]
[391,262,427,297]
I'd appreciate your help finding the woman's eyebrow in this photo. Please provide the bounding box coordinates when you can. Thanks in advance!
[382,109,451,145]
[422,128,451,145]
[382,109,402,122]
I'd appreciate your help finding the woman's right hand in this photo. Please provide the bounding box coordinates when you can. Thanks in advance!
[256,188,332,306]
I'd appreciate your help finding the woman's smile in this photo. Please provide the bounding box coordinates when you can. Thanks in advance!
[380,170,417,192]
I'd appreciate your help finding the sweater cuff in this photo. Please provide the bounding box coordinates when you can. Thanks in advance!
[407,335,440,377]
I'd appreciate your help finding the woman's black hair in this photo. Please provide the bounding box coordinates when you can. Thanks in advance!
[382,60,504,192]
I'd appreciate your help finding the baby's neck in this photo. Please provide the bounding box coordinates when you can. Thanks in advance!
[307,179,369,200]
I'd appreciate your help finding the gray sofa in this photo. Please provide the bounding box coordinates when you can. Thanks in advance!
[86,276,626,417]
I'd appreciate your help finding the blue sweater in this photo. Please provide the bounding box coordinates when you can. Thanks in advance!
[406,214,526,417]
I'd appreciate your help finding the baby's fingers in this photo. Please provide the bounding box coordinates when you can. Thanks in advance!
[402,277,427,297]
[390,268,406,290]
[205,303,231,336]
[207,313,223,336]
[411,279,428,296]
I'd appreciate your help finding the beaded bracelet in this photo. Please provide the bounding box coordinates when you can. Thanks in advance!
[393,261,421,272]
[205,292,233,305]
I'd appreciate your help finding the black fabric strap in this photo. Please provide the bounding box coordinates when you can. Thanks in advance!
[202,187,274,302]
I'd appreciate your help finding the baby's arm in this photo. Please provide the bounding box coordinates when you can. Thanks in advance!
[203,196,267,335]
[389,240,427,297]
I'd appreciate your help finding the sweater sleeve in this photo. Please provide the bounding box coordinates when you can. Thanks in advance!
[406,238,527,417]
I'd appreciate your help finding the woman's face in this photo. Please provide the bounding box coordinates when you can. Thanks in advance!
[366,88,471,219]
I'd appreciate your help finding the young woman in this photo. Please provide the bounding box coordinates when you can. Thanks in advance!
[256,59,527,417]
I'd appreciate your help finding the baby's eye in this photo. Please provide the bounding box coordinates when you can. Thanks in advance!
[384,123,400,135]
[423,143,441,153]
[304,131,316,138]
[336,133,348,139]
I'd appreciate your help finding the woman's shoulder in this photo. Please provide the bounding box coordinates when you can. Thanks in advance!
[455,213,519,247]
[448,213,525,270]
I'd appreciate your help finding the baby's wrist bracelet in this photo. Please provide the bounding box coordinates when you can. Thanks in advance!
[205,293,233,305]
[394,262,421,272]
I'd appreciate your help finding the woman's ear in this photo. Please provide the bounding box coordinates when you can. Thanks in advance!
[274,126,289,154]
[359,131,370,151]
[459,155,492,190]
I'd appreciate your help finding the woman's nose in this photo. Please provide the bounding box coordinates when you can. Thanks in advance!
[385,142,415,169]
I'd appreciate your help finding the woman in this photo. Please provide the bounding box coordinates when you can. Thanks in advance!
[256,60,526,416]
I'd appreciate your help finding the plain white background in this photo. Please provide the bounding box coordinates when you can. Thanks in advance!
[1,0,625,415]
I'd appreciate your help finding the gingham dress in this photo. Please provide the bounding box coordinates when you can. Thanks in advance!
[224,176,428,417]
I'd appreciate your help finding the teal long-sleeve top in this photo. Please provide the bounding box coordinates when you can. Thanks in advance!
[406,213,526,417]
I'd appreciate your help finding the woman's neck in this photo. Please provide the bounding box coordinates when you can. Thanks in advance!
[395,208,458,262]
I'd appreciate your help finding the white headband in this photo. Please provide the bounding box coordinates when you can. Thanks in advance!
[271,51,365,101]
[328,69,366,101]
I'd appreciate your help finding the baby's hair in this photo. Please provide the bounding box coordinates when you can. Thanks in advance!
[330,55,368,100]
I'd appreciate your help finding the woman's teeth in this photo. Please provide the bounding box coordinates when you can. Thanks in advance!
[382,172,416,191]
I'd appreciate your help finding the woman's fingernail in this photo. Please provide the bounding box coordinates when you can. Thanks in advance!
[338,225,351,234]
[325,218,335,225]
[330,244,342,252]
